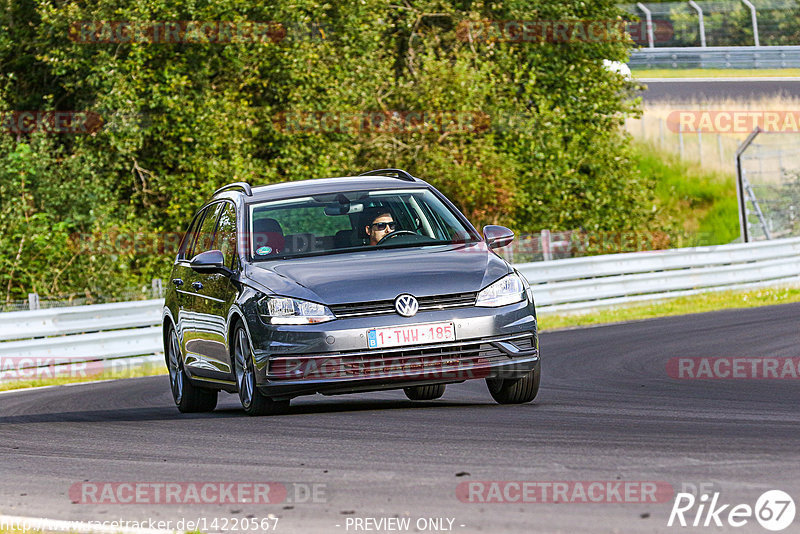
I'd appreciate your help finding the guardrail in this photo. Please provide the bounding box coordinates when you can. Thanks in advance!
[518,236,800,312]
[1,237,799,378]
[0,300,165,381]
[629,45,800,69]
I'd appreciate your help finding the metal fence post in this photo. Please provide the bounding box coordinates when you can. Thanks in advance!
[735,128,762,243]
[697,130,703,166]
[688,1,707,47]
[741,0,760,47]
[541,230,552,261]
[151,278,163,298]
[636,2,655,48]
[28,293,40,311]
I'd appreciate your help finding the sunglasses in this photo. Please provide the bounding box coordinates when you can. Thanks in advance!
[371,221,397,231]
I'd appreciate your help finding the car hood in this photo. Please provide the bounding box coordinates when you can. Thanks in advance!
[243,243,511,304]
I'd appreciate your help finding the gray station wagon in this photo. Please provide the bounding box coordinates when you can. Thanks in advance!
[163,169,540,415]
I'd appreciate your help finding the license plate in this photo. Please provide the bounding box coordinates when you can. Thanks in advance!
[367,321,455,349]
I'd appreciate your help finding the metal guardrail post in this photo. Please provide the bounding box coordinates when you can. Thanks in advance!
[28,293,40,311]
[688,1,707,48]
[636,2,655,48]
[741,0,760,47]
[736,128,762,243]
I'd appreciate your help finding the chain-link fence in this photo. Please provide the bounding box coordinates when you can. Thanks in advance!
[736,130,800,241]
[495,228,680,264]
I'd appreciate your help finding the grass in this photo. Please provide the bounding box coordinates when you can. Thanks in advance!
[0,362,167,392]
[634,141,739,246]
[538,285,800,331]
[632,68,800,78]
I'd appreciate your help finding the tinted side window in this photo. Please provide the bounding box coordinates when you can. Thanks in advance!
[182,211,205,260]
[214,203,237,267]
[194,203,224,255]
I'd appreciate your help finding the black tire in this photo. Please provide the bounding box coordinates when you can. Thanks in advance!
[403,384,446,400]
[233,324,290,416]
[166,326,218,413]
[486,367,540,405]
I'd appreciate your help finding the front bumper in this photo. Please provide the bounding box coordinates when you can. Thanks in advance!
[247,300,538,399]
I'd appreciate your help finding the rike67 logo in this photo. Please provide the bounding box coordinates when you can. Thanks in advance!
[668,490,795,531]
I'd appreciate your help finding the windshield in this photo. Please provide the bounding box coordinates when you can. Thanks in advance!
[248,188,480,260]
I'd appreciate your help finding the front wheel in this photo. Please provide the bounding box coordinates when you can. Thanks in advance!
[166,326,218,413]
[233,325,290,416]
[486,367,540,404]
[404,384,446,400]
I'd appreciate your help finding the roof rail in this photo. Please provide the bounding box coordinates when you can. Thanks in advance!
[213,182,253,197]
[357,168,416,182]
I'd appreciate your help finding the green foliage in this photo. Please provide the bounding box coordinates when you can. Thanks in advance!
[634,142,739,247]
[0,0,652,300]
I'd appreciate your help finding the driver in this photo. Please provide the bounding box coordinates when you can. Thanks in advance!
[364,207,397,246]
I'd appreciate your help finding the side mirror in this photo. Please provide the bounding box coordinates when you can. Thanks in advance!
[483,225,514,250]
[190,250,232,275]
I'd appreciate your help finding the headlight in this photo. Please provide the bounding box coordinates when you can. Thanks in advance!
[258,296,336,324]
[475,274,525,307]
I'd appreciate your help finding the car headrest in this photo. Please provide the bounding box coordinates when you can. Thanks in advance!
[253,217,285,254]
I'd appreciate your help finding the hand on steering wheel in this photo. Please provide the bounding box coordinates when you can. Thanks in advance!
[376,230,417,245]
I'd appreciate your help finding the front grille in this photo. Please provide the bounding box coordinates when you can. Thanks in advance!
[268,333,534,381]
[329,292,477,318]
[512,336,534,351]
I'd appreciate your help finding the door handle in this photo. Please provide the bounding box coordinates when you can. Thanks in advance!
[172,278,183,287]
[191,281,204,291]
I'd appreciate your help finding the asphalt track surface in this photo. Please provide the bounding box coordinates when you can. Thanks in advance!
[641,79,800,102]
[1,303,799,533]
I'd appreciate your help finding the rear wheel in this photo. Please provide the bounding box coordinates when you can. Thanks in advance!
[166,326,218,413]
[233,325,290,416]
[403,384,446,400]
[486,367,540,404]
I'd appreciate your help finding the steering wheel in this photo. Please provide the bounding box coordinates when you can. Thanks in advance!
[377,230,417,245]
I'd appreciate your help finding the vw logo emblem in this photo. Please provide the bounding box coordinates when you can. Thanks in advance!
[395,294,419,317]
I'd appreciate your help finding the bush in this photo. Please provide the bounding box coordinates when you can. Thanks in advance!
[0,0,650,300]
